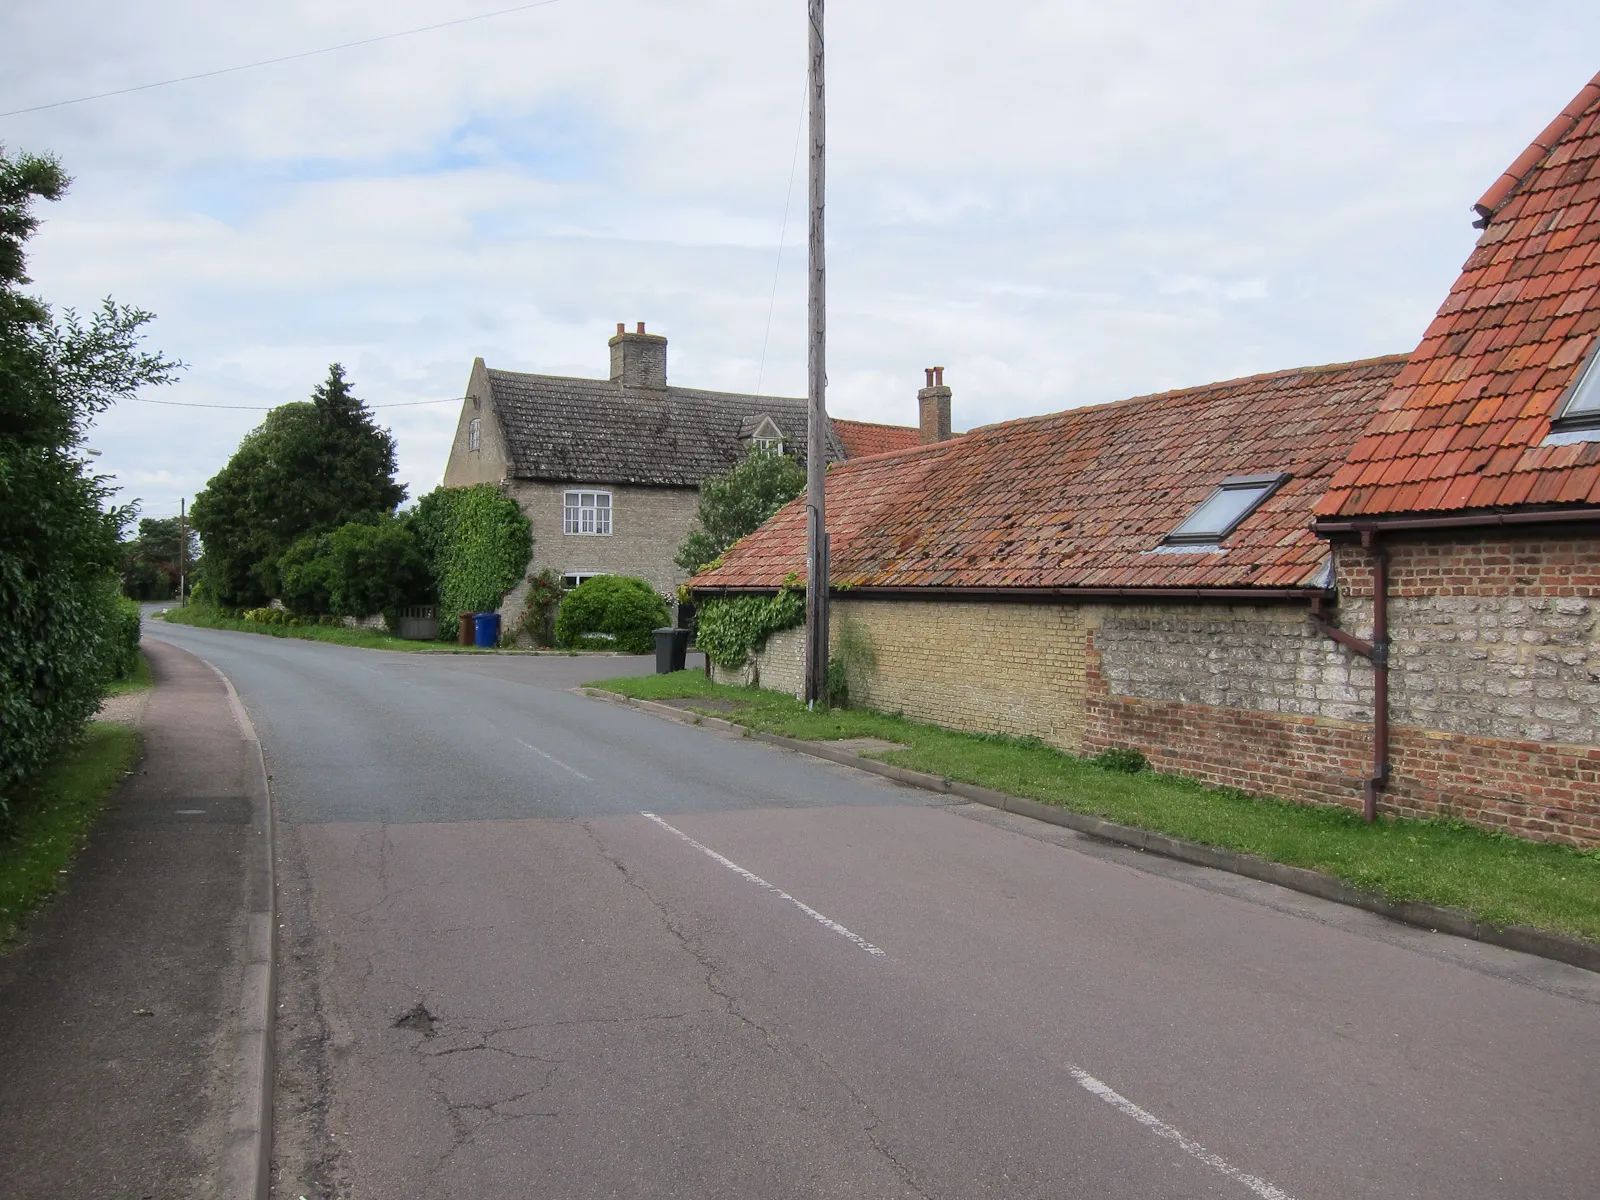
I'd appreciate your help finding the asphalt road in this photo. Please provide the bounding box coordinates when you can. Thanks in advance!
[146,620,1600,1200]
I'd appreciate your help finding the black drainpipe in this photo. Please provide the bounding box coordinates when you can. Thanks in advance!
[1309,528,1391,823]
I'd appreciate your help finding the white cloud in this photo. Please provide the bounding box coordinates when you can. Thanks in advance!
[4,0,1598,523]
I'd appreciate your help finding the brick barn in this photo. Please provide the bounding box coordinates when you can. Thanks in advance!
[690,70,1600,847]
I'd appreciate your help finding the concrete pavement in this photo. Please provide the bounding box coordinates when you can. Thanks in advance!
[0,638,271,1200]
[145,620,1600,1200]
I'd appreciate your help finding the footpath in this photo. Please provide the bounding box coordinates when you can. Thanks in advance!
[0,638,273,1200]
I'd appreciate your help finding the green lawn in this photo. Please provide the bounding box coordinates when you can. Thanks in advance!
[590,671,1600,943]
[0,723,141,949]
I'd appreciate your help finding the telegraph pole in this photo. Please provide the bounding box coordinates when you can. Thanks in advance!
[804,0,829,704]
[178,497,187,606]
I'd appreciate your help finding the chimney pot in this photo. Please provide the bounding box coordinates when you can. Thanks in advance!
[608,322,668,388]
[916,367,953,444]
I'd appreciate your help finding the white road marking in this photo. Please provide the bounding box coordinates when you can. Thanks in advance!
[639,811,886,957]
[516,738,593,781]
[1069,1068,1296,1200]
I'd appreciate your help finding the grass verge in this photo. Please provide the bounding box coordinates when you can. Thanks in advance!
[0,723,141,949]
[589,671,1600,943]
[104,649,155,695]
[158,604,432,652]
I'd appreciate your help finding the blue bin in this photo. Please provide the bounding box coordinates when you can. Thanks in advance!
[473,611,501,648]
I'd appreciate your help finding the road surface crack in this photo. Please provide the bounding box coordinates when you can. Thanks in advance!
[576,819,779,1047]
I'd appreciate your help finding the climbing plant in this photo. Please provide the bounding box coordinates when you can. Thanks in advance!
[694,587,805,669]
[408,484,532,639]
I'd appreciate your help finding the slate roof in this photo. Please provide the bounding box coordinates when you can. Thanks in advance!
[692,356,1405,595]
[485,369,845,486]
[1318,71,1600,521]
[832,418,922,458]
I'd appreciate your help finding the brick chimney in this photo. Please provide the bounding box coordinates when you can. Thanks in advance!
[609,321,667,389]
[918,366,952,444]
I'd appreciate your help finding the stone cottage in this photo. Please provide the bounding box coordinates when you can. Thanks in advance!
[690,69,1600,847]
[440,324,952,622]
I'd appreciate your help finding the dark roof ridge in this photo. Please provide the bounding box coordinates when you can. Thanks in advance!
[485,364,803,406]
[834,416,918,430]
[1473,69,1600,225]
[953,352,1409,440]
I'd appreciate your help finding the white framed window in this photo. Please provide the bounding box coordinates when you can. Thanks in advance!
[560,572,604,589]
[563,490,612,535]
[468,417,481,451]
[754,435,783,453]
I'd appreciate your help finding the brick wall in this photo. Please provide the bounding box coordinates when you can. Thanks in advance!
[719,532,1600,844]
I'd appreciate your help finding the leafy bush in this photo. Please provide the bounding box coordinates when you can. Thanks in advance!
[409,484,532,639]
[1092,746,1149,774]
[277,534,335,615]
[0,148,179,813]
[278,519,430,619]
[694,588,805,669]
[106,596,142,681]
[555,575,668,653]
[518,568,564,648]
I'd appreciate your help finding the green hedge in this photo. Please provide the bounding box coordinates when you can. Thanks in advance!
[555,576,668,653]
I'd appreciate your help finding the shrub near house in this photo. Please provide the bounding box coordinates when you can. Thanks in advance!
[556,576,668,653]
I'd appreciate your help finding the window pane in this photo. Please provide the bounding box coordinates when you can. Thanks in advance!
[1566,357,1600,415]
[1171,484,1271,539]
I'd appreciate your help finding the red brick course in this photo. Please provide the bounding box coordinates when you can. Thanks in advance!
[1083,634,1600,847]
[1333,533,1600,597]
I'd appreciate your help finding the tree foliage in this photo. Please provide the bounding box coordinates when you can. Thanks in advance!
[119,515,197,600]
[408,484,532,638]
[278,519,431,619]
[555,575,669,654]
[1,147,179,810]
[190,364,405,607]
[675,447,805,577]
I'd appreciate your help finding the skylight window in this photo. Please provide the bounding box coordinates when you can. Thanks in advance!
[1553,347,1600,429]
[1165,474,1287,545]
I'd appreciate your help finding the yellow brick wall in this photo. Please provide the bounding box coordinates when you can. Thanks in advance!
[828,598,1093,749]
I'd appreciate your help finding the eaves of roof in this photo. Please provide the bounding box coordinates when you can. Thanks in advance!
[691,355,1405,596]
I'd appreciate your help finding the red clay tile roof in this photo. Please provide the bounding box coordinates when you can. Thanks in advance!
[832,418,922,458]
[692,356,1405,595]
[1318,70,1600,522]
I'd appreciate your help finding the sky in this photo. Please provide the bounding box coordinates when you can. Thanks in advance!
[3,1,1598,526]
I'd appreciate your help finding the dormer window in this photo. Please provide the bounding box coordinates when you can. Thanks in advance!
[468,417,481,451]
[1551,345,1600,432]
[745,415,785,455]
[1165,473,1287,545]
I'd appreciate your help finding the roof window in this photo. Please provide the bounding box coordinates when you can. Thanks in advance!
[1552,346,1600,431]
[1165,473,1287,545]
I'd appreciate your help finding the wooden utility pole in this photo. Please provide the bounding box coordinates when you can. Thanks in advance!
[178,497,187,606]
[804,0,829,704]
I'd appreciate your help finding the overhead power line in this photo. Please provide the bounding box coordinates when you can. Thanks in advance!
[0,0,565,119]
[132,395,465,412]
